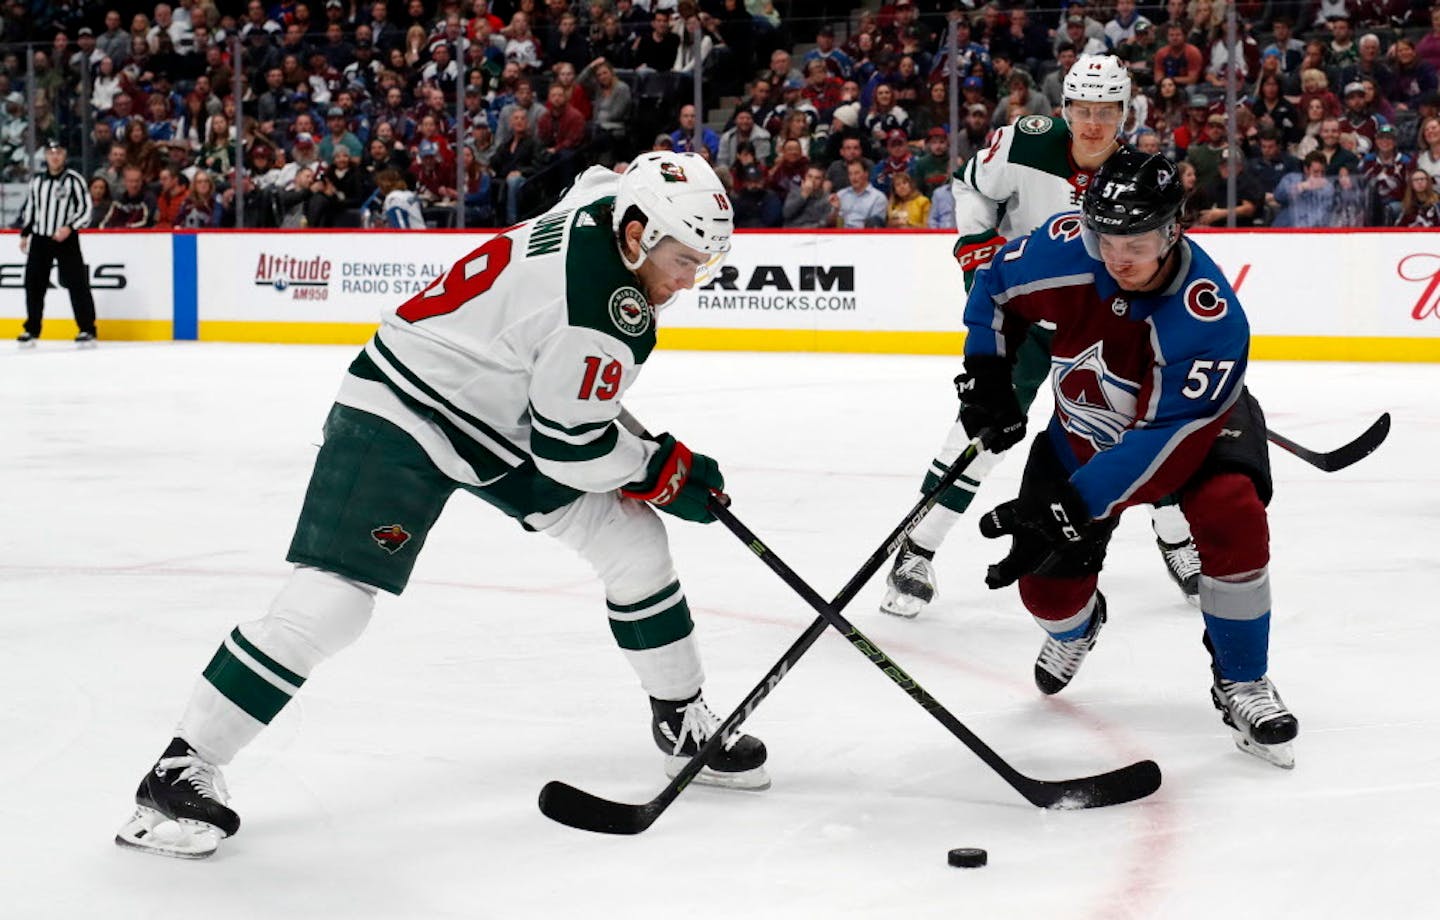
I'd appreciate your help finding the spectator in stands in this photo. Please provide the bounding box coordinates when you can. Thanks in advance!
[991,70,1049,129]
[536,81,585,176]
[1325,14,1358,71]
[177,169,223,228]
[824,134,872,194]
[493,107,540,224]
[804,25,852,81]
[863,83,910,148]
[1172,91,1212,156]
[579,58,632,162]
[870,129,914,197]
[1342,33,1391,92]
[730,140,765,183]
[766,137,809,199]
[1249,127,1303,197]
[94,145,128,191]
[910,80,956,138]
[1417,117,1440,180]
[672,9,714,74]
[768,79,818,140]
[1273,151,1338,227]
[154,168,188,228]
[1251,73,1302,148]
[1396,168,1440,226]
[954,103,992,163]
[495,79,543,148]
[729,77,773,130]
[1362,124,1411,225]
[1175,159,1203,226]
[503,11,543,72]
[411,139,450,203]
[1043,45,1079,114]
[122,118,164,181]
[1386,39,1436,112]
[928,174,955,230]
[1264,17,1304,76]
[802,59,844,120]
[718,109,771,166]
[764,48,803,91]
[1106,0,1152,47]
[372,168,426,227]
[1186,113,1230,186]
[631,10,677,71]
[89,176,114,220]
[551,62,592,120]
[831,157,886,228]
[670,103,719,160]
[782,164,831,228]
[592,12,632,65]
[101,166,156,228]
[773,109,816,159]
[1339,82,1382,151]
[1420,8,1440,75]
[912,127,950,199]
[1116,19,1159,89]
[319,105,363,160]
[1059,13,1106,60]
[1303,117,1362,174]
[1192,148,1264,226]
[1156,22,1204,86]
[885,171,929,228]
[731,162,781,228]
[547,11,591,71]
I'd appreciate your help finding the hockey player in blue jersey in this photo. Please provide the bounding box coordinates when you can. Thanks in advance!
[959,148,1299,769]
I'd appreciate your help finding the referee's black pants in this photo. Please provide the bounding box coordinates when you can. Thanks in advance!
[24,233,96,337]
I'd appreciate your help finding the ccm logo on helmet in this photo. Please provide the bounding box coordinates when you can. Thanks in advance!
[1048,214,1084,242]
[1184,279,1228,321]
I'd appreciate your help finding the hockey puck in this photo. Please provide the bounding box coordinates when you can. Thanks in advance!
[947,847,988,868]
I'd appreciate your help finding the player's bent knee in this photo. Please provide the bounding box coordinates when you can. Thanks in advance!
[1018,574,1098,623]
[1185,472,1269,576]
[239,565,378,676]
[545,492,677,603]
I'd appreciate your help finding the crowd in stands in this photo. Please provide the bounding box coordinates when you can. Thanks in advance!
[1,0,1437,229]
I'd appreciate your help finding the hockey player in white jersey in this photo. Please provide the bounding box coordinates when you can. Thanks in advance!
[115,152,768,860]
[881,54,1203,618]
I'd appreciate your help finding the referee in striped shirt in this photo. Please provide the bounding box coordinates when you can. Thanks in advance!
[17,140,96,347]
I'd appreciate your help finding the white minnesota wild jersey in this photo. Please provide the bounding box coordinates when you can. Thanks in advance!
[338,167,659,495]
[951,114,1096,290]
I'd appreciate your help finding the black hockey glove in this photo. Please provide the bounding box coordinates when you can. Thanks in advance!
[621,433,725,524]
[978,483,1091,589]
[956,354,1026,454]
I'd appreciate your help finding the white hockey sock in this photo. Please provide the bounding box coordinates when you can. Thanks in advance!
[1150,503,1192,544]
[909,504,963,552]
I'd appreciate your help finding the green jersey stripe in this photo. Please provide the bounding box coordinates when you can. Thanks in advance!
[202,643,295,724]
[348,351,521,483]
[608,598,694,651]
[230,627,305,689]
[531,423,620,463]
[528,401,614,438]
[369,335,527,465]
[607,580,684,618]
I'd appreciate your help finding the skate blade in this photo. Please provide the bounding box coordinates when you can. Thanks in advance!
[1231,731,1295,770]
[77,341,98,350]
[879,588,927,619]
[664,757,771,791]
[115,806,222,859]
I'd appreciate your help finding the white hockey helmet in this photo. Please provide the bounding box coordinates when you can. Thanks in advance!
[613,150,733,273]
[1062,54,1132,136]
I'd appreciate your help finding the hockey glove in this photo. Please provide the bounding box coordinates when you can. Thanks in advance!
[956,354,1026,454]
[621,433,725,525]
[954,232,1007,292]
[978,483,1091,589]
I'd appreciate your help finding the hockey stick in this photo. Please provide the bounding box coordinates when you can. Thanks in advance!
[538,427,993,834]
[708,501,1162,812]
[1266,413,1390,473]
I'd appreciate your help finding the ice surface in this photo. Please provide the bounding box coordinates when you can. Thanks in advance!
[2,342,1436,919]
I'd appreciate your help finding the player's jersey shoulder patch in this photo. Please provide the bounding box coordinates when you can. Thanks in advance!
[564,198,656,362]
[1006,117,1073,179]
[1182,278,1229,322]
[1016,114,1055,136]
[1047,212,1085,242]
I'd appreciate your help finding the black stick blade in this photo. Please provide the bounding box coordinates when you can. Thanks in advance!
[1268,413,1391,473]
[538,781,659,835]
[1024,759,1162,810]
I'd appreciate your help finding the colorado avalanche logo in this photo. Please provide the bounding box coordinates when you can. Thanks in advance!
[1184,279,1228,321]
[1052,343,1140,450]
[1048,214,1084,242]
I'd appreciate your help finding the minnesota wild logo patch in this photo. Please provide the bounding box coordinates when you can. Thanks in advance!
[371,524,412,554]
[658,161,688,183]
[1017,115,1052,135]
[608,287,651,336]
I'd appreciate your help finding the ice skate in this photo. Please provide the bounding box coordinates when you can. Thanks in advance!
[17,332,36,349]
[115,738,239,859]
[879,538,936,618]
[1156,536,1201,606]
[75,331,97,349]
[652,692,769,790]
[1034,594,1107,695]
[1211,675,1298,769]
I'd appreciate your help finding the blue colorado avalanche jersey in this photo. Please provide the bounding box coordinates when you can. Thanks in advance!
[964,212,1249,520]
